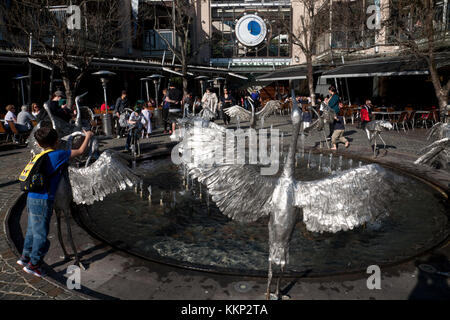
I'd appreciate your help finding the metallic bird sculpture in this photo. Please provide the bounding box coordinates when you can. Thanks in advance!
[415,122,450,170]
[28,92,99,166]
[305,103,336,149]
[26,94,139,268]
[364,120,394,158]
[199,91,219,120]
[175,90,406,299]
[225,99,281,128]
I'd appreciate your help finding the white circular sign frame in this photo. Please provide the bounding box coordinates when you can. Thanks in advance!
[235,14,267,47]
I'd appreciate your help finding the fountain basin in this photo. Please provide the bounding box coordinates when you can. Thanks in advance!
[77,154,449,277]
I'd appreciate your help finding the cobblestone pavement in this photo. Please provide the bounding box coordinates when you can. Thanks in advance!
[0,115,449,300]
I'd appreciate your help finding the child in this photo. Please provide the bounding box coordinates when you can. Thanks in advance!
[141,101,153,138]
[302,104,312,130]
[125,107,143,152]
[17,127,93,277]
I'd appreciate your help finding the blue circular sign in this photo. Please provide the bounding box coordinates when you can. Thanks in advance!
[248,21,261,36]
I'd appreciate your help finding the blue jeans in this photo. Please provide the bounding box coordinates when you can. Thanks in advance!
[22,197,54,265]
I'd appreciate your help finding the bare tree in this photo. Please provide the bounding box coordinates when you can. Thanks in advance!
[142,0,207,95]
[282,0,330,106]
[384,0,450,119]
[2,0,126,108]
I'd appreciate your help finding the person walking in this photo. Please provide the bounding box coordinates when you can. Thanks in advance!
[330,104,349,150]
[17,127,93,277]
[115,90,129,138]
[219,87,234,125]
[325,86,340,139]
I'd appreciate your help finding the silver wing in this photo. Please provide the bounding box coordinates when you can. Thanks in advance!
[294,164,407,233]
[199,107,216,120]
[68,150,139,205]
[178,119,276,222]
[255,100,281,119]
[415,137,450,166]
[224,105,252,122]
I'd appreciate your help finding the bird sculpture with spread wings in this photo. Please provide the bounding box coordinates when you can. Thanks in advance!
[415,122,450,170]
[224,99,281,128]
[175,90,408,299]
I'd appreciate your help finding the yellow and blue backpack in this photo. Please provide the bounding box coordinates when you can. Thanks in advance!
[19,149,54,192]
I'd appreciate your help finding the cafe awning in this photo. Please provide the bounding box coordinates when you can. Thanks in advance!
[256,66,308,82]
[321,58,430,79]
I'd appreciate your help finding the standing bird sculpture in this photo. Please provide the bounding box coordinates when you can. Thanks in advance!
[27,92,99,165]
[175,90,407,299]
[363,120,394,157]
[304,103,336,149]
[224,99,281,129]
[26,94,139,268]
[415,122,450,170]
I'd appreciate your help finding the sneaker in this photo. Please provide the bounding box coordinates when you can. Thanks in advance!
[116,135,120,139]
[23,262,45,278]
[16,255,30,267]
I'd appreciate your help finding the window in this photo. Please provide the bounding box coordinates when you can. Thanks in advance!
[211,6,292,58]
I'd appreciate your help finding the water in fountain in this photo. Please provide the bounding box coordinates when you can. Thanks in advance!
[338,155,343,171]
[261,117,264,128]
[318,153,323,171]
[172,191,176,208]
[160,191,164,206]
[359,161,363,167]
[236,116,240,129]
[348,158,353,168]
[307,150,312,169]
[148,185,152,204]
[300,133,305,158]
[328,154,333,173]
[82,157,449,275]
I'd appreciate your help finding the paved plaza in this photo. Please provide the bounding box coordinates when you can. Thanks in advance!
[0,115,449,300]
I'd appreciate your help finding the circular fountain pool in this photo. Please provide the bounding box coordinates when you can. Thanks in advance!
[78,154,449,276]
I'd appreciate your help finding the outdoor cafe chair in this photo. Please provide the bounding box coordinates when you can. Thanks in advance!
[391,112,409,133]
[406,110,416,130]
[6,120,28,143]
[0,121,10,143]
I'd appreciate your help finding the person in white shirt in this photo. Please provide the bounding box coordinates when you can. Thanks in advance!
[17,105,35,130]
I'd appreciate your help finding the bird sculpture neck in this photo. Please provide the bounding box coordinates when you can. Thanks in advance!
[43,102,57,130]
[281,91,302,180]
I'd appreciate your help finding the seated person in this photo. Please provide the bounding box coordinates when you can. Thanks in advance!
[17,105,36,131]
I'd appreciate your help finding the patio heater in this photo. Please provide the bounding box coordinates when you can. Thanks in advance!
[140,77,150,101]
[215,77,226,97]
[148,74,164,129]
[148,74,164,107]
[92,70,116,137]
[13,75,31,106]
[195,75,209,97]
